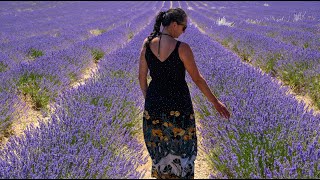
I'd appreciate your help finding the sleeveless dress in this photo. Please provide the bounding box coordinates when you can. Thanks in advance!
[143,39,197,179]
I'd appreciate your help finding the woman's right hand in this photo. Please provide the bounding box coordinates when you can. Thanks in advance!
[213,100,231,120]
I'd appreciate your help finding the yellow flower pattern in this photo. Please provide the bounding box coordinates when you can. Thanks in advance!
[143,110,197,179]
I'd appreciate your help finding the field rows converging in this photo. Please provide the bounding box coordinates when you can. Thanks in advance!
[0,1,320,179]
[0,1,162,144]
[0,1,167,178]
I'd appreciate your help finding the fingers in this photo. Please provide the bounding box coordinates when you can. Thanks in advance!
[213,103,231,120]
[219,108,230,120]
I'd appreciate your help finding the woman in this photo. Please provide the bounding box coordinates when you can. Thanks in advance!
[138,8,231,179]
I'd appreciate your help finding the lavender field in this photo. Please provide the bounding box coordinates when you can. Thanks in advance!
[0,1,319,179]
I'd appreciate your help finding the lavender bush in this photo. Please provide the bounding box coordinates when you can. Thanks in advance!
[1,2,161,114]
[176,7,320,177]
[0,1,172,178]
[182,1,320,109]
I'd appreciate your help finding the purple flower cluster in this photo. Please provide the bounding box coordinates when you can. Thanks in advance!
[182,1,320,108]
[0,91,23,140]
[0,2,154,65]
[178,2,320,178]
[0,1,172,178]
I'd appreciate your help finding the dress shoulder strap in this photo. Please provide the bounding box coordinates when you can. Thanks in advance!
[176,41,181,49]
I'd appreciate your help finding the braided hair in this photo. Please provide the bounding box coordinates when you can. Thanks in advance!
[144,8,187,47]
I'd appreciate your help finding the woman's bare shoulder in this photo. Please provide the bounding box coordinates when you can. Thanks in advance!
[178,42,193,61]
[179,41,191,50]
[142,37,148,48]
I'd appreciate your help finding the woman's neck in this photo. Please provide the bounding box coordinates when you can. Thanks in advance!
[161,28,175,38]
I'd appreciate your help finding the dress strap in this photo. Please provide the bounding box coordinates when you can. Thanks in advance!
[173,41,181,56]
[175,41,181,50]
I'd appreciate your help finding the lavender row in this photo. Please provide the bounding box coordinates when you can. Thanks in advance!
[190,1,320,52]
[182,2,320,109]
[0,2,153,65]
[1,1,161,93]
[0,2,162,142]
[176,11,320,177]
[194,1,320,35]
[0,1,169,178]
[0,2,145,43]
[0,91,27,143]
[186,1,320,66]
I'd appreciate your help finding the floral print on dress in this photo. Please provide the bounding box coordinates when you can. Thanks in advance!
[143,110,197,179]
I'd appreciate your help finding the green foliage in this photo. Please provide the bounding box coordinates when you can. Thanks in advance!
[111,70,126,78]
[221,37,233,47]
[0,114,12,139]
[91,49,105,63]
[0,62,8,72]
[208,145,231,177]
[128,31,134,40]
[260,53,282,77]
[278,61,320,109]
[308,74,320,109]
[17,72,58,110]
[280,62,310,93]
[68,72,78,83]
[28,48,44,59]
[232,41,240,54]
[239,47,255,63]
[266,31,278,38]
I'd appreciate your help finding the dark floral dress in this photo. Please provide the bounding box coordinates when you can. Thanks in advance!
[143,40,197,179]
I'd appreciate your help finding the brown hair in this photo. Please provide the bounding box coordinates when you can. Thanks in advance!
[145,8,187,47]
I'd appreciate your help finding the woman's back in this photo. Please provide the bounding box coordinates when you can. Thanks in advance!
[144,37,194,115]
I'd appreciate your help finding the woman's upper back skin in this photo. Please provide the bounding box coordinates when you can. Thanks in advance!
[148,36,178,62]
[144,36,203,83]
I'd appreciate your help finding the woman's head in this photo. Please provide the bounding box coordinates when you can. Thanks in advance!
[160,8,187,33]
[146,8,187,45]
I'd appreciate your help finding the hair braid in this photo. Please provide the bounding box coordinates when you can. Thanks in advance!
[145,11,166,47]
[144,8,187,47]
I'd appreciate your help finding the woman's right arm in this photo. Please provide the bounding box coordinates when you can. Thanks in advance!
[179,42,231,120]
[138,38,149,99]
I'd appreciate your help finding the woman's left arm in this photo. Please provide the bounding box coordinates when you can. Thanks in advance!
[138,38,149,99]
